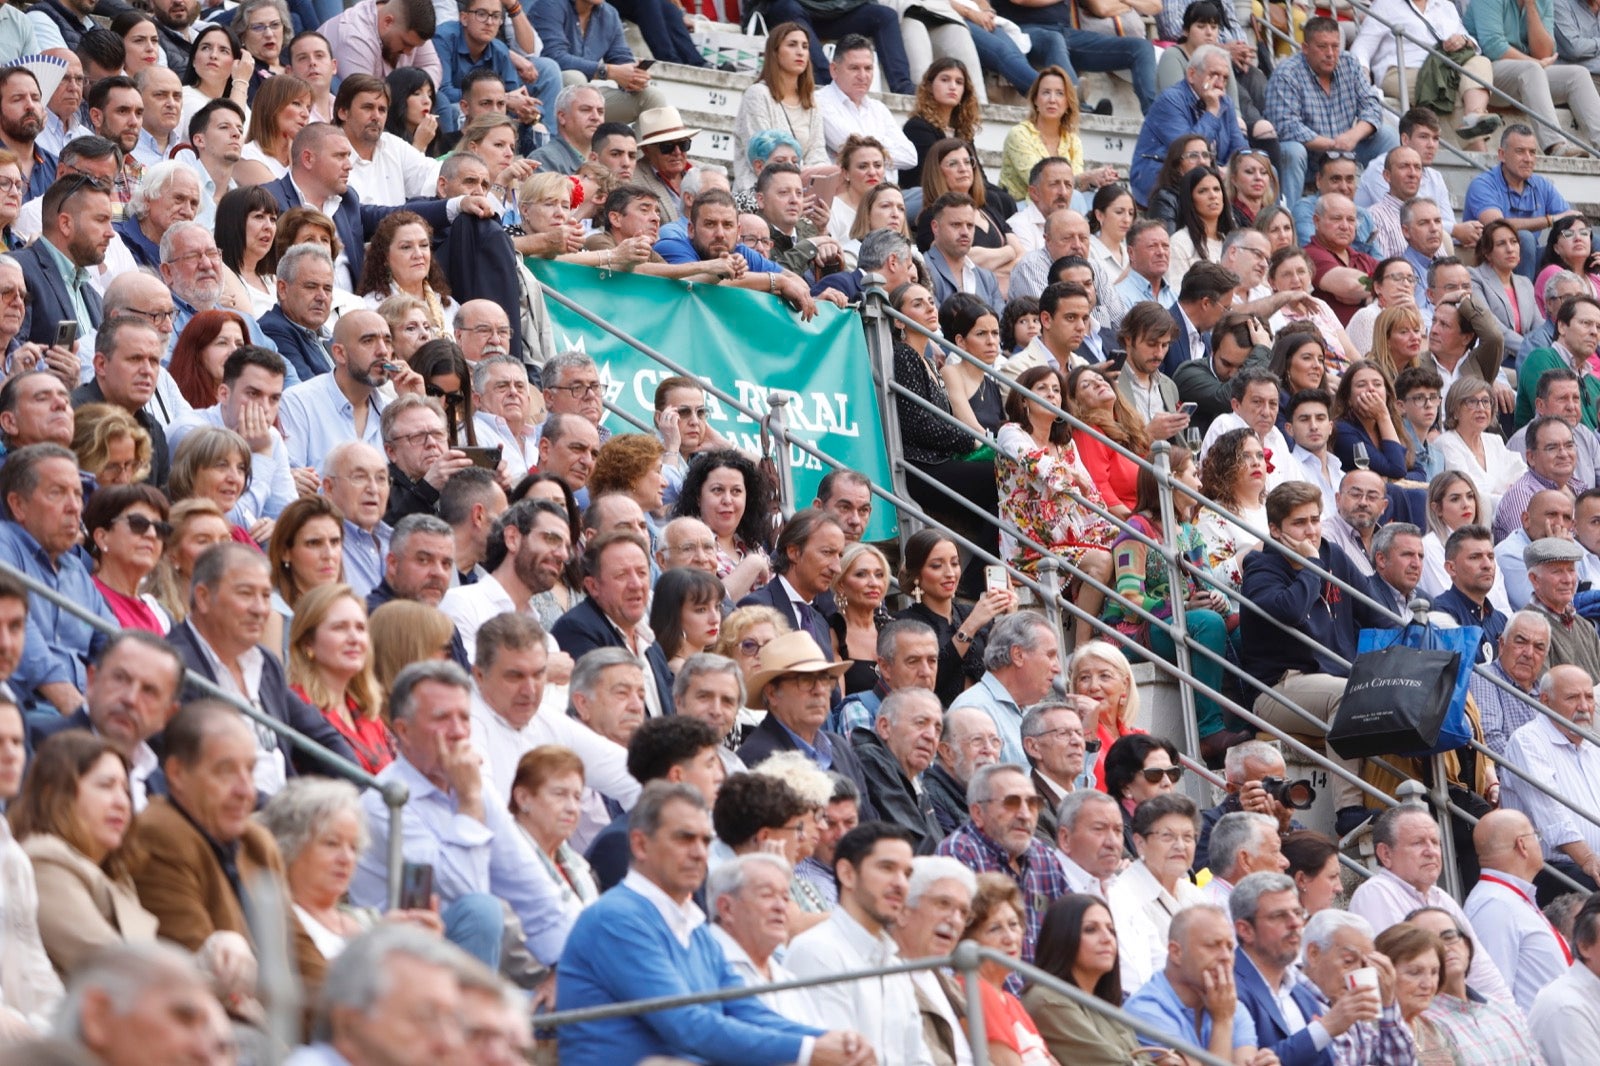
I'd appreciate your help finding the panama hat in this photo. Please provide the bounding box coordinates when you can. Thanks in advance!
[635,106,703,148]
[744,630,850,708]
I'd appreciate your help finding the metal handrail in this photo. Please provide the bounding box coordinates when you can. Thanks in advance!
[0,561,412,909]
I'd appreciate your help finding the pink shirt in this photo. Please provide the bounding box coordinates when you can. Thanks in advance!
[318,0,443,86]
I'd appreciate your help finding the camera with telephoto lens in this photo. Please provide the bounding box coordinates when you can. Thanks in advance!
[1259,776,1317,810]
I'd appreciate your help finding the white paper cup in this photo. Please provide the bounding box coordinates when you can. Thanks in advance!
[1346,967,1379,992]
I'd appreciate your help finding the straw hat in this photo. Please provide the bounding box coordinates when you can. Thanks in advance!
[744,631,850,708]
[635,106,703,148]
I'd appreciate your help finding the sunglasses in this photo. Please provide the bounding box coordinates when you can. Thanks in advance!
[1140,766,1185,784]
[657,139,692,155]
[990,794,1045,813]
[117,513,173,538]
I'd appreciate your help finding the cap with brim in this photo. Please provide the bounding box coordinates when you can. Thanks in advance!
[1524,536,1587,567]
[635,106,703,148]
[745,630,851,708]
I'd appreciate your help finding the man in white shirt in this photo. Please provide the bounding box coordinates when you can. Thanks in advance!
[336,72,441,207]
[787,821,934,1066]
[1053,789,1122,899]
[1007,157,1088,256]
[1503,662,1600,892]
[817,36,917,169]
[1347,803,1516,1002]
[1199,366,1298,493]
[1288,389,1343,516]
[440,498,572,659]
[134,67,185,170]
[1203,811,1286,905]
[185,98,243,224]
[471,355,540,480]
[707,852,825,1027]
[893,856,977,1066]
[167,345,296,523]
[1464,808,1572,1011]
[1528,893,1600,1066]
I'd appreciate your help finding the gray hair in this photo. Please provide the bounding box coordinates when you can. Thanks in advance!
[390,513,454,558]
[1208,811,1277,877]
[314,925,468,1040]
[982,610,1054,671]
[542,350,596,387]
[1221,227,1267,258]
[389,660,472,723]
[629,779,707,836]
[1056,788,1117,834]
[158,219,211,264]
[1506,608,1553,644]
[907,855,977,907]
[966,761,1027,806]
[858,228,914,272]
[672,651,745,707]
[1169,903,1230,946]
[191,540,268,596]
[277,241,335,284]
[129,160,198,221]
[1399,196,1438,228]
[1228,870,1297,923]
[1546,269,1589,304]
[878,617,935,661]
[1371,802,1432,851]
[570,647,644,704]
[681,165,727,199]
[878,687,940,728]
[1187,43,1229,72]
[1223,740,1284,783]
[1020,698,1084,741]
[237,0,290,29]
[56,942,208,1041]
[553,82,601,116]
[1303,908,1373,952]
[471,353,528,395]
[1371,521,1422,559]
[256,777,370,864]
[706,851,792,914]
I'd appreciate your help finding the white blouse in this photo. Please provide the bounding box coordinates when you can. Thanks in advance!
[1434,429,1527,512]
[1089,233,1129,284]
[1107,860,1204,993]
[1165,231,1223,293]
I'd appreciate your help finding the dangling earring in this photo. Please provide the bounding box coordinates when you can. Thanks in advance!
[838,591,849,612]
[911,582,923,604]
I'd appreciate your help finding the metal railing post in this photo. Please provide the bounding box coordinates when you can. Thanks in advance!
[1037,556,1070,662]
[1153,441,1201,764]
[860,273,918,554]
[952,940,990,1066]
[1392,25,1409,113]
[764,392,797,516]
[385,789,408,911]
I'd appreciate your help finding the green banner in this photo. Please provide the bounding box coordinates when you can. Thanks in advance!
[527,259,899,542]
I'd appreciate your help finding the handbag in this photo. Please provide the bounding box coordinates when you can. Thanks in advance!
[1357,621,1479,756]
[1327,621,1463,759]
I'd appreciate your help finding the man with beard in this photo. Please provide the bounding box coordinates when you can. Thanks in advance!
[381,394,471,523]
[160,221,269,348]
[656,190,824,320]
[440,498,573,657]
[118,161,199,269]
[14,171,109,353]
[133,67,183,170]
[926,706,1003,834]
[366,512,475,670]
[279,308,424,469]
[70,315,170,485]
[85,75,142,210]
[1320,469,1387,576]
[552,531,674,716]
[322,441,393,599]
[893,856,976,1065]
[35,50,85,157]
[0,68,53,200]
[335,73,440,208]
[185,98,243,225]
[451,298,512,366]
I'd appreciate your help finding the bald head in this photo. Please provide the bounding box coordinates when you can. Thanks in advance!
[101,271,177,347]
[1045,209,1090,259]
[454,298,512,362]
[1474,808,1544,880]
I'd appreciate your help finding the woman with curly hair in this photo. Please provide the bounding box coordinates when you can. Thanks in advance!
[589,434,668,523]
[732,24,830,193]
[72,404,151,488]
[167,310,249,409]
[356,210,455,332]
[1068,364,1149,519]
[214,185,281,318]
[902,59,979,189]
[1196,426,1267,590]
[233,73,313,186]
[996,363,1115,643]
[673,449,774,602]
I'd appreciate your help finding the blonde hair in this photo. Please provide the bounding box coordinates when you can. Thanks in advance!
[832,542,890,601]
[146,498,230,624]
[1068,640,1141,731]
[287,583,382,722]
[72,403,152,484]
[369,600,457,693]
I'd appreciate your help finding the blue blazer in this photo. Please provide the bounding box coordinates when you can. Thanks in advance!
[166,621,358,776]
[549,596,675,716]
[925,245,1003,310]
[15,239,102,348]
[556,883,820,1066]
[259,305,331,383]
[1160,304,1208,378]
[738,577,836,662]
[261,176,451,285]
[1234,953,1331,1066]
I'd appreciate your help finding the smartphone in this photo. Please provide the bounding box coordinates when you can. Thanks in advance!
[637,59,656,70]
[53,321,77,350]
[399,861,434,910]
[460,445,503,470]
[985,564,1008,592]
[1104,348,1128,373]
[1179,402,1198,417]
[806,170,842,205]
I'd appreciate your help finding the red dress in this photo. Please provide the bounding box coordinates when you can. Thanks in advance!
[292,687,395,775]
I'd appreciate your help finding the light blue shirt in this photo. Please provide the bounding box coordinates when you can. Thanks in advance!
[1124,970,1258,1053]
[340,519,391,600]
[132,127,177,170]
[168,406,297,521]
[37,234,91,332]
[350,753,575,964]
[0,520,116,699]
[0,6,38,66]
[277,372,385,469]
[948,671,1028,767]
[1116,271,1176,311]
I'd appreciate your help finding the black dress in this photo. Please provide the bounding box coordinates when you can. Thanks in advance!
[828,611,885,696]
[897,600,988,707]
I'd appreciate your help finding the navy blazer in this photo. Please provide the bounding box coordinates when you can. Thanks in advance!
[259,305,331,383]
[166,621,358,777]
[15,238,102,349]
[261,176,452,285]
[736,713,878,820]
[1160,303,1209,378]
[1234,952,1330,1066]
[738,577,836,661]
[549,596,676,716]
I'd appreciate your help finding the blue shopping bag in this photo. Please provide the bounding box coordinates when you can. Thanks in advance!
[1355,621,1480,757]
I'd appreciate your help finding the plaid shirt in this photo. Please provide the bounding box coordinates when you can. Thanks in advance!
[1425,993,1545,1066]
[1303,982,1418,1066]
[1468,661,1540,756]
[935,821,1069,962]
[1264,52,1385,146]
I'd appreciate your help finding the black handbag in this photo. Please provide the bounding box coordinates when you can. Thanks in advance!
[1326,632,1461,760]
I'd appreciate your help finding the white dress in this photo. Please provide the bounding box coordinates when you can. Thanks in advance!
[1165,231,1222,292]
[1433,429,1527,512]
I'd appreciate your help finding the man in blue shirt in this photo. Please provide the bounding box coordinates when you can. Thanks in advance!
[1264,17,1397,207]
[654,189,826,320]
[1464,124,1586,280]
[1430,525,1508,661]
[0,442,116,713]
[431,0,558,134]
[1131,45,1245,207]
[1124,903,1261,1060]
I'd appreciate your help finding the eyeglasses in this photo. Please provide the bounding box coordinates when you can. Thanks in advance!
[674,405,709,419]
[987,794,1045,813]
[390,428,447,448]
[1382,273,1418,285]
[54,173,110,198]
[1324,151,1357,161]
[741,233,774,249]
[1404,393,1441,405]
[463,323,513,339]
[124,306,176,325]
[1539,440,1578,454]
[463,7,503,20]
[1145,829,1197,846]
[551,381,602,397]
[1461,395,1494,408]
[115,513,172,538]
[657,139,692,155]
[1181,149,1214,163]
[738,637,771,656]
[167,247,223,266]
[246,19,282,33]
[0,177,21,194]
[1139,766,1185,784]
